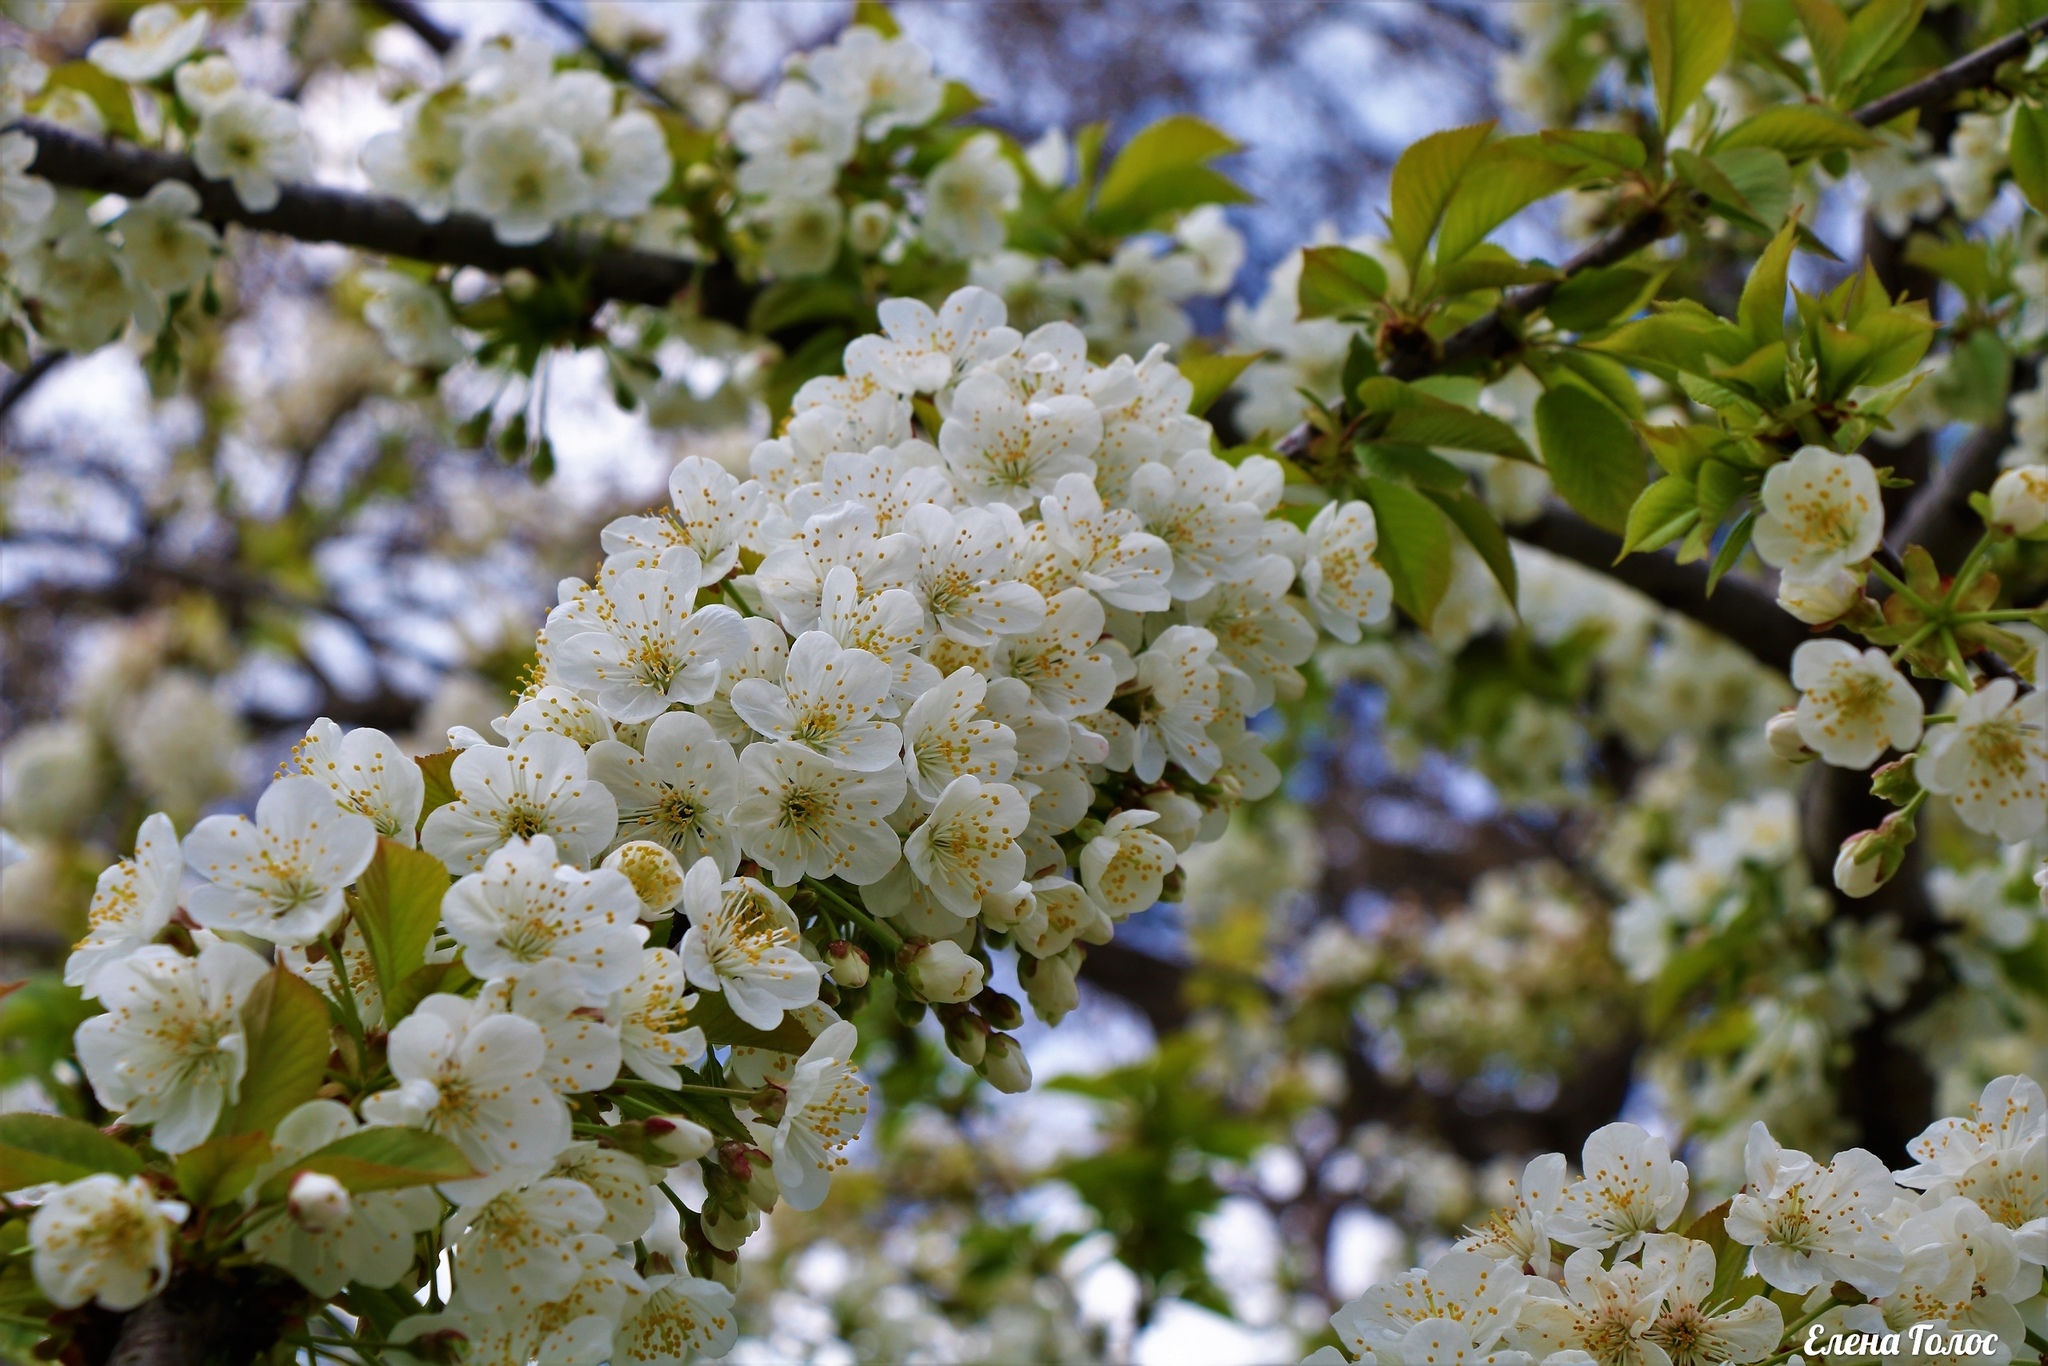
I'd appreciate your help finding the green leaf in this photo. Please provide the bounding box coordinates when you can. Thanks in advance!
[2012,104,2048,216]
[1711,147,1794,229]
[1387,121,1496,276]
[691,991,818,1054]
[1933,327,2011,426]
[767,326,851,423]
[1671,148,1756,216]
[1705,506,1758,595]
[1583,305,1752,377]
[1538,129,1646,171]
[383,959,475,1028]
[1535,386,1646,535]
[1359,378,1535,461]
[1435,142,1580,265]
[255,1127,476,1204]
[1362,477,1454,628]
[1621,475,1702,557]
[850,0,901,37]
[1433,255,1561,297]
[746,278,870,336]
[225,968,333,1139]
[1837,0,1926,100]
[1358,442,1469,493]
[1738,217,1800,347]
[1790,0,1849,95]
[1543,266,1662,332]
[174,1132,274,1209]
[0,1114,141,1190]
[1178,351,1262,418]
[351,839,449,1012]
[415,750,460,827]
[1715,105,1879,159]
[1645,0,1735,133]
[1422,487,1519,606]
[1091,115,1249,234]
[1296,245,1388,319]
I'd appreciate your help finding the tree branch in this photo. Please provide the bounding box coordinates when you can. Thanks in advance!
[1851,14,2048,128]
[0,350,64,425]
[10,118,712,314]
[363,0,457,55]
[530,0,681,114]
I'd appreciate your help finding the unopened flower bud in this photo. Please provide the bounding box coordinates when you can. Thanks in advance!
[729,1145,777,1209]
[1834,812,1915,899]
[978,1032,1032,1093]
[1869,757,1921,805]
[1990,464,2048,537]
[288,1171,352,1232]
[1775,567,1862,625]
[825,940,869,988]
[502,268,538,300]
[701,1200,758,1251]
[848,200,894,255]
[1766,711,1814,764]
[977,990,1024,1032]
[2035,861,2048,910]
[943,1009,988,1066]
[901,939,986,1004]
[602,840,687,918]
[703,1246,741,1290]
[1018,946,1082,1026]
[745,1083,787,1126]
[644,1115,714,1163]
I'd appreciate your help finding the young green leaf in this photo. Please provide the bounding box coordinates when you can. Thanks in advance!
[416,750,460,826]
[1535,386,1647,535]
[1434,142,1580,265]
[1296,246,1388,319]
[351,838,449,1009]
[1789,0,1849,95]
[225,968,333,1140]
[1705,507,1758,596]
[1177,352,1263,418]
[1542,266,1663,333]
[2011,104,2048,216]
[0,1114,142,1190]
[255,1127,477,1204]
[1715,105,1878,159]
[174,1131,275,1209]
[1091,115,1250,233]
[1738,217,1800,348]
[1645,0,1735,134]
[1387,121,1496,276]
[690,991,818,1053]
[1835,0,1925,101]
[1620,476,1703,558]
[1422,486,1519,605]
[1362,477,1454,627]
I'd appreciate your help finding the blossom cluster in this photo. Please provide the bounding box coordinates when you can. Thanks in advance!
[1310,1075,2048,1366]
[16,282,1389,1357]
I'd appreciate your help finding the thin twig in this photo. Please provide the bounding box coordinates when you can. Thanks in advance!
[0,350,64,425]
[1851,14,2048,128]
[363,0,457,56]
[530,0,680,113]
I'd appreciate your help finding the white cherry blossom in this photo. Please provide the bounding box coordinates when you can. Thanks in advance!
[939,371,1103,510]
[29,1175,187,1312]
[731,739,905,884]
[601,456,757,581]
[1301,500,1395,641]
[1038,472,1174,612]
[74,940,270,1154]
[586,711,742,876]
[773,1020,871,1211]
[1789,640,1925,770]
[1080,809,1176,918]
[1725,1122,1904,1296]
[901,667,1019,801]
[191,88,310,214]
[729,630,902,772]
[1550,1121,1690,1256]
[846,287,1017,395]
[245,1101,442,1297]
[65,812,182,999]
[454,105,591,245]
[1130,624,1225,782]
[441,836,648,999]
[553,568,748,724]
[185,775,377,945]
[806,24,944,139]
[921,131,1022,258]
[1455,1151,1569,1274]
[422,733,619,873]
[285,718,425,845]
[1126,450,1266,600]
[990,587,1116,720]
[86,3,206,82]
[678,858,821,1030]
[729,81,857,199]
[905,774,1029,915]
[1918,678,2048,842]
[1753,447,1885,581]
[447,1176,611,1309]
[609,947,708,1087]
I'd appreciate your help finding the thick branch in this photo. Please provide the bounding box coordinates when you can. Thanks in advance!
[11,118,712,314]
[1852,14,2048,128]
[0,350,64,424]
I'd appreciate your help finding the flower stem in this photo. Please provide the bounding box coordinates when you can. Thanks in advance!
[1869,558,1934,612]
[803,877,902,953]
[1940,532,1994,610]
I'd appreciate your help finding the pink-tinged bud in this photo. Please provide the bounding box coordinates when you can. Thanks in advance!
[1990,465,2048,537]
[977,990,1024,1032]
[978,1032,1032,1093]
[825,940,870,988]
[943,1010,989,1066]
[288,1171,352,1231]
[644,1116,714,1162]
[1766,711,1814,764]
